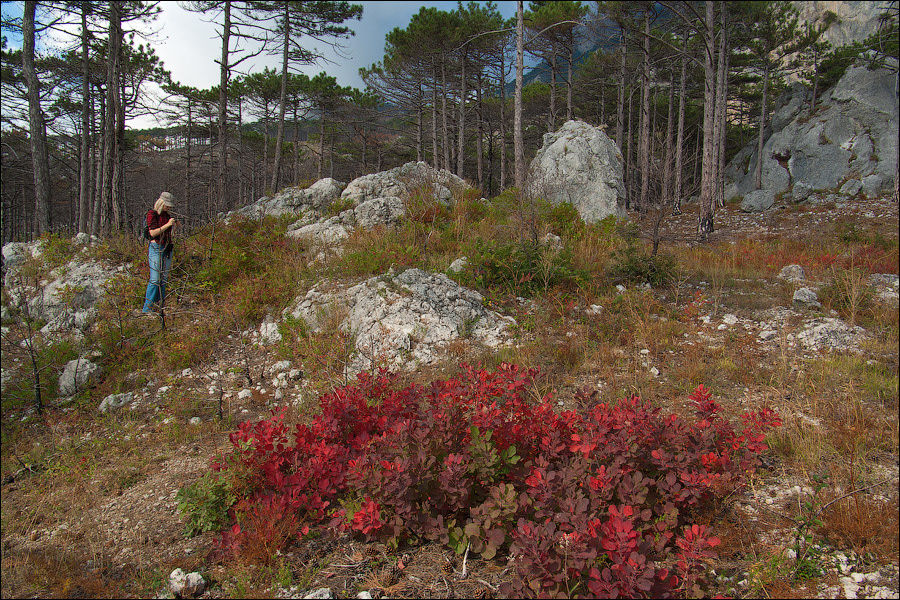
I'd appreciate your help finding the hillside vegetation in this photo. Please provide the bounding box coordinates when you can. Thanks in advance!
[1,178,897,598]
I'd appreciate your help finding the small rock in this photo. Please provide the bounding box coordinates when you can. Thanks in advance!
[356,593,373,600]
[792,287,822,309]
[616,284,626,293]
[98,392,133,414]
[237,389,252,400]
[181,368,193,377]
[778,264,805,282]
[759,329,778,341]
[169,568,206,598]
[303,589,333,599]
[448,257,468,273]
[189,417,201,426]
[271,360,292,373]
[839,179,863,196]
[649,367,660,377]
[722,313,738,325]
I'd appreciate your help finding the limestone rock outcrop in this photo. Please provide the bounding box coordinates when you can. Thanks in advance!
[528,120,626,223]
[283,268,514,374]
[727,60,898,205]
[340,161,465,204]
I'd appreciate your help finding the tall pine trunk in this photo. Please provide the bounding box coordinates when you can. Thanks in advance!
[78,5,91,233]
[615,28,625,149]
[272,1,289,192]
[476,75,483,187]
[22,0,52,236]
[431,78,439,169]
[218,1,231,212]
[441,58,450,171]
[566,44,573,121]
[499,51,507,191]
[514,1,524,191]
[754,61,769,190]
[698,1,717,238]
[638,9,650,212]
[457,49,466,178]
[673,29,687,215]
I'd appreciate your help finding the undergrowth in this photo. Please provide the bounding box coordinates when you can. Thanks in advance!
[181,364,781,598]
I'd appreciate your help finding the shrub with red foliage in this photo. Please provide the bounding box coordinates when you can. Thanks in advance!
[212,364,780,598]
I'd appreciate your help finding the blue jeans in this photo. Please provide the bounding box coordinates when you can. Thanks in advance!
[143,242,173,312]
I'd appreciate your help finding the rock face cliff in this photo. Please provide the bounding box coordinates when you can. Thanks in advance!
[793,1,893,49]
[726,59,898,210]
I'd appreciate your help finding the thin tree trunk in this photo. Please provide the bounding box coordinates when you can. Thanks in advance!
[549,51,557,129]
[476,73,483,187]
[673,29,687,215]
[698,0,716,238]
[457,48,466,178]
[499,50,507,191]
[112,48,125,231]
[272,1,289,191]
[442,58,450,171]
[329,129,334,178]
[616,28,626,149]
[99,2,121,234]
[754,61,769,191]
[416,86,423,162]
[514,1,525,191]
[663,71,675,207]
[317,106,324,179]
[638,9,651,212]
[78,4,90,233]
[218,0,231,213]
[431,78,439,168]
[22,0,52,236]
[566,45,573,121]
[91,90,104,236]
[186,100,192,209]
[293,102,299,183]
[626,87,633,207]
[716,29,729,208]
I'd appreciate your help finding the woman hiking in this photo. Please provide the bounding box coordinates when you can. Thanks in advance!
[142,191,178,314]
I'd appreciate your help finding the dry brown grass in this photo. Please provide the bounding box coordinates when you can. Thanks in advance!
[818,493,899,559]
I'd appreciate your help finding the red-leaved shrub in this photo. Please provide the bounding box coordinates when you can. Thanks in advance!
[212,364,780,597]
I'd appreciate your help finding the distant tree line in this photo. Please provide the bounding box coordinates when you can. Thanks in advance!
[1,0,897,245]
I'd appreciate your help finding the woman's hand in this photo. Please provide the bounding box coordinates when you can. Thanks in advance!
[166,218,178,230]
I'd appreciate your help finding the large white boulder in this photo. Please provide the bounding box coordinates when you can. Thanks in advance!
[528,120,626,223]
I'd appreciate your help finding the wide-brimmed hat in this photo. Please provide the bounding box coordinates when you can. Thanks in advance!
[157,191,175,207]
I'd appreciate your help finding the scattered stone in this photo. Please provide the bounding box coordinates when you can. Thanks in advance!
[286,220,350,245]
[98,392,133,414]
[616,284,626,293]
[839,178,863,196]
[448,257,468,273]
[271,360,292,373]
[792,287,822,309]
[259,315,283,344]
[168,568,206,598]
[869,273,899,303]
[528,120,626,223]
[541,232,563,251]
[303,589,333,599]
[740,189,776,212]
[189,417,202,426]
[59,359,101,397]
[237,389,253,401]
[797,318,868,352]
[778,264,806,282]
[722,314,738,325]
[649,366,660,377]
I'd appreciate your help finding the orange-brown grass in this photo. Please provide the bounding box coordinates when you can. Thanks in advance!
[818,493,899,559]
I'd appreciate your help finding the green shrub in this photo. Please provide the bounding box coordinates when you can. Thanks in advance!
[176,471,237,537]
[606,224,678,286]
[468,239,587,297]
